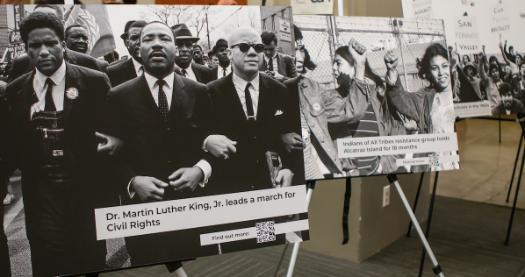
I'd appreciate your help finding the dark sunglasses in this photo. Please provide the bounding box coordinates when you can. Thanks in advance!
[232,43,265,53]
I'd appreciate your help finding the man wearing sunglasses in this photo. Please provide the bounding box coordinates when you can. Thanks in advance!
[171,24,213,84]
[204,27,295,195]
[260,31,297,83]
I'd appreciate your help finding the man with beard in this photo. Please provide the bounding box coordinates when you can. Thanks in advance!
[4,12,111,276]
[8,5,107,81]
[65,24,89,54]
[171,24,213,84]
[209,38,231,82]
[259,31,296,82]
[107,20,147,87]
[103,21,215,267]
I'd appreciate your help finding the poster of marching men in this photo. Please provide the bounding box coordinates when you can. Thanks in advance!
[0,5,308,276]
[403,0,525,117]
[291,15,459,180]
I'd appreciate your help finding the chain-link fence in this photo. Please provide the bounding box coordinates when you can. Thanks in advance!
[294,15,447,93]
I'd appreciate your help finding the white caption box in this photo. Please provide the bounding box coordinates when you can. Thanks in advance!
[454,101,492,118]
[337,133,458,159]
[95,186,307,240]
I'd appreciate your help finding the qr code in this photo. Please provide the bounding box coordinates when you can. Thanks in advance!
[429,154,441,168]
[255,221,276,243]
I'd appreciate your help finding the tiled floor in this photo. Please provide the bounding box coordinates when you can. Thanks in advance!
[438,118,525,209]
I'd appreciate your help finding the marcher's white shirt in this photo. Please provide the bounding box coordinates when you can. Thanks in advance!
[217,64,232,79]
[179,64,197,82]
[144,71,174,109]
[32,60,66,115]
[131,58,143,77]
[232,72,259,119]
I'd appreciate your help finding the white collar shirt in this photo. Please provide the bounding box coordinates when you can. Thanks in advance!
[144,71,174,110]
[180,64,197,82]
[232,72,260,119]
[132,58,144,77]
[217,64,232,79]
[32,60,67,114]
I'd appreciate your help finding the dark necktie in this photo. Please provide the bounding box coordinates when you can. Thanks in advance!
[44,78,56,112]
[156,79,169,122]
[181,68,187,77]
[245,82,255,120]
[222,66,227,77]
[268,57,274,71]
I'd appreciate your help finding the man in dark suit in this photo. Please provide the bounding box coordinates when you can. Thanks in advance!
[4,12,110,276]
[7,4,107,82]
[259,31,297,82]
[104,21,215,267]
[204,27,295,193]
[171,24,213,84]
[208,38,232,82]
[106,20,147,87]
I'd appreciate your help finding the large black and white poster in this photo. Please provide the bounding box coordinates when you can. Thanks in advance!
[0,5,308,276]
[403,0,525,117]
[291,15,459,180]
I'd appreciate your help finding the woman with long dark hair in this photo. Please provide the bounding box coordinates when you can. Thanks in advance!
[387,43,455,134]
[386,43,457,170]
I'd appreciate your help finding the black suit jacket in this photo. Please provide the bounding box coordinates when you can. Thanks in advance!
[181,63,213,84]
[103,72,217,266]
[4,63,110,274]
[208,65,230,83]
[8,48,108,82]
[5,63,110,197]
[104,73,212,202]
[107,58,137,87]
[207,73,296,193]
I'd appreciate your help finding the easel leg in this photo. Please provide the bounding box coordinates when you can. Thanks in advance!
[407,172,425,238]
[387,174,444,277]
[418,172,440,277]
[505,137,525,245]
[499,115,502,144]
[285,181,316,277]
[342,178,352,244]
[173,267,188,277]
[506,134,523,203]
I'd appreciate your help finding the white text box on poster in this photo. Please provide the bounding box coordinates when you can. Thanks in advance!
[337,133,458,158]
[95,186,307,240]
[454,101,492,118]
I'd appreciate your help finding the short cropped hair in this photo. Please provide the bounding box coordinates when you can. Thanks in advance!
[261,31,278,45]
[139,21,171,39]
[20,12,64,45]
[65,24,86,39]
